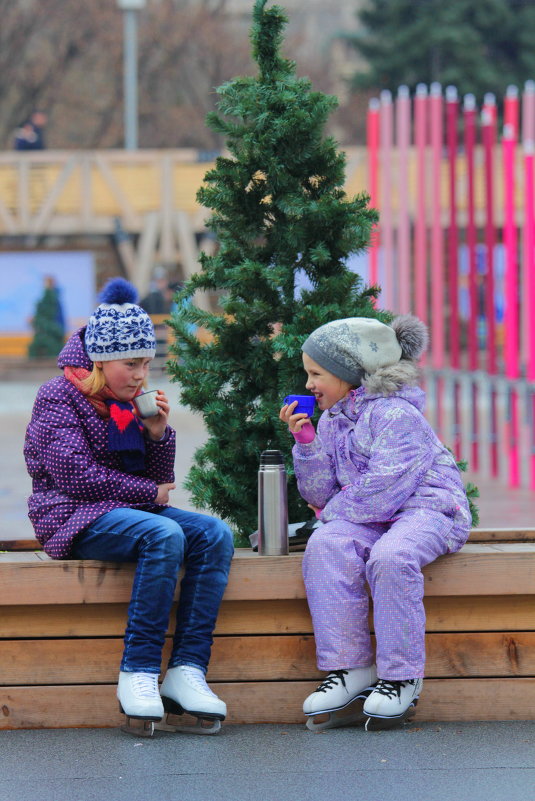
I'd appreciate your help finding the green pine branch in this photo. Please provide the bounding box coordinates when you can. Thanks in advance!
[167,0,381,539]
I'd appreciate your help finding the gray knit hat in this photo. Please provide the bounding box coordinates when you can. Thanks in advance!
[302,317,405,384]
[85,278,156,362]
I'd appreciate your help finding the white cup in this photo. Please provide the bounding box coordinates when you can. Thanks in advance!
[134,390,159,418]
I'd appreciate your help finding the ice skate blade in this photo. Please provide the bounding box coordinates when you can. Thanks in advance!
[305,697,368,733]
[364,701,418,732]
[155,712,222,735]
[120,718,156,737]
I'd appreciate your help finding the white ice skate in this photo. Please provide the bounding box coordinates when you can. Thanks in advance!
[117,671,164,737]
[363,678,423,730]
[157,665,226,735]
[303,666,378,732]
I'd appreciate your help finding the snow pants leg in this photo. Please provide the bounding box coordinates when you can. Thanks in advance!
[302,510,456,679]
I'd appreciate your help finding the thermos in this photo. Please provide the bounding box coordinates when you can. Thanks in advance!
[258,449,289,555]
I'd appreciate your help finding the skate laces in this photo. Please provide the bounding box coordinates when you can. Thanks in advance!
[130,672,159,698]
[315,670,348,694]
[180,666,218,698]
[373,679,416,699]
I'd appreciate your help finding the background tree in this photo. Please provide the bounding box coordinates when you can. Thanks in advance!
[167,0,382,541]
[348,0,535,102]
[0,0,360,149]
[27,276,65,360]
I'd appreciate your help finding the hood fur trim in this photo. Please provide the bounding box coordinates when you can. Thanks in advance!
[391,314,428,361]
[363,360,420,396]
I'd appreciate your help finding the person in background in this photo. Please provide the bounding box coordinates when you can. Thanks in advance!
[14,111,47,150]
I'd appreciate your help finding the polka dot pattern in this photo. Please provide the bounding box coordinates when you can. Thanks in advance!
[23,330,176,560]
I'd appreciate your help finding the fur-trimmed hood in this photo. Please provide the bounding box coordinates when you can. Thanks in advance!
[361,315,427,396]
[362,359,421,396]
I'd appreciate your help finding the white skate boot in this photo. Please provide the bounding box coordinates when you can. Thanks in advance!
[157,665,226,735]
[363,678,423,730]
[117,671,164,737]
[303,665,377,732]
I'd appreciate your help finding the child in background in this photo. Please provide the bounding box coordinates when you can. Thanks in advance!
[280,315,471,730]
[24,278,233,736]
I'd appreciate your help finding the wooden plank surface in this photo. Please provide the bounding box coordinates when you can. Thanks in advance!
[2,678,535,728]
[2,544,535,604]
[469,528,535,542]
[1,595,534,637]
[0,537,39,551]
[3,632,535,686]
[0,527,533,553]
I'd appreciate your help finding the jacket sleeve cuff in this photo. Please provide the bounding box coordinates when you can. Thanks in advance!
[291,421,316,444]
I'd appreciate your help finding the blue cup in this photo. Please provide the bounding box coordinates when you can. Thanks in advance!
[283,394,316,417]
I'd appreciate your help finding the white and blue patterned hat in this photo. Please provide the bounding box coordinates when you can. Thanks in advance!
[85,278,156,362]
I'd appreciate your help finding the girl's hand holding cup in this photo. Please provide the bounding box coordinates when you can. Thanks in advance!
[138,389,170,441]
[279,395,316,443]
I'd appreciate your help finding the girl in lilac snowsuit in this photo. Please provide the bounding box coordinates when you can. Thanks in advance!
[280,315,471,729]
[24,278,233,735]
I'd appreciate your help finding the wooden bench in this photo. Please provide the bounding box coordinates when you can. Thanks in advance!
[1,530,535,729]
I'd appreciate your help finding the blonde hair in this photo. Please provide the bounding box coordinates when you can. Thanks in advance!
[81,363,106,395]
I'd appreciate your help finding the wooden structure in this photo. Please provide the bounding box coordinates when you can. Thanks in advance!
[0,148,367,292]
[1,530,535,729]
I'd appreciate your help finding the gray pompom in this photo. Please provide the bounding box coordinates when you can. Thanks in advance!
[391,314,429,361]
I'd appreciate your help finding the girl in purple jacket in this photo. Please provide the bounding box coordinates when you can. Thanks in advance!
[24,278,233,737]
[280,315,471,731]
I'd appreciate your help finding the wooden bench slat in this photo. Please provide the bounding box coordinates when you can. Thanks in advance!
[3,632,535,686]
[469,528,535,542]
[3,678,535,728]
[2,544,535,604]
[1,527,534,553]
[1,595,534,638]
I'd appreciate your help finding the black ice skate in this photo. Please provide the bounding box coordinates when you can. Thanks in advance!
[303,666,377,732]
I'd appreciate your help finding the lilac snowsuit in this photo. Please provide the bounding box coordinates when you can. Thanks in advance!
[293,386,471,680]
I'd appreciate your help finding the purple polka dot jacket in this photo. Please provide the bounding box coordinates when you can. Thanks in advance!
[24,328,176,559]
[293,385,471,546]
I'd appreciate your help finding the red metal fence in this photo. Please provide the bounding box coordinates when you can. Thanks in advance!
[362,82,535,490]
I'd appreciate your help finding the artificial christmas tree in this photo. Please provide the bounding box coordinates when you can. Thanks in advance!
[167,0,384,540]
[28,276,65,360]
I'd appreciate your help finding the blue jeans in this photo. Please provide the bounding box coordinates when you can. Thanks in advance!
[71,507,234,674]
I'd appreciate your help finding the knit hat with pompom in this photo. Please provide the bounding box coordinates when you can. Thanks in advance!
[85,277,156,361]
[302,314,428,385]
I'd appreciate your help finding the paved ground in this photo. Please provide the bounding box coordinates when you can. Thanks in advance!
[2,721,535,801]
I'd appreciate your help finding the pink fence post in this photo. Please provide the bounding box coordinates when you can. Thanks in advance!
[429,83,444,437]
[396,85,411,314]
[446,86,462,459]
[446,86,460,372]
[430,83,444,369]
[414,84,428,342]
[505,84,520,141]
[503,122,520,487]
[464,94,478,372]
[463,94,479,470]
[367,98,380,292]
[524,139,535,489]
[482,93,499,477]
[380,90,394,311]
[482,94,497,374]
[522,81,535,371]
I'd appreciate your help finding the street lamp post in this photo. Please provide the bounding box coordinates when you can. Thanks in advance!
[117,0,146,150]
